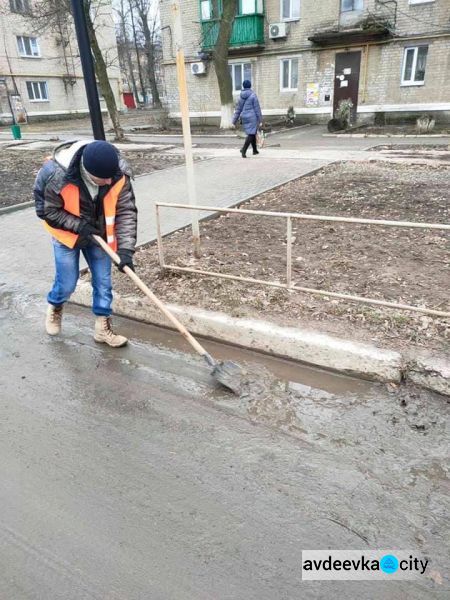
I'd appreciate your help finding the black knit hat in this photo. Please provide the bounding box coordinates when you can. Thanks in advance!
[82,141,119,178]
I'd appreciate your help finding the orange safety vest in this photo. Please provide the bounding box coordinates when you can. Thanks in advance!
[44,176,126,251]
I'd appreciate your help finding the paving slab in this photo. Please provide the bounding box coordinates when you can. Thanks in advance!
[0,156,328,296]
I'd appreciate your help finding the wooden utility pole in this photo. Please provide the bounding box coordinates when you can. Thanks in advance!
[170,0,201,258]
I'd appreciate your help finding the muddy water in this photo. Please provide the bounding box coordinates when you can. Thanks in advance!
[98,305,372,396]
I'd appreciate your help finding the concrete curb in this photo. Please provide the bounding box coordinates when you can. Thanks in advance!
[405,354,450,397]
[323,133,450,139]
[0,201,34,216]
[71,281,404,384]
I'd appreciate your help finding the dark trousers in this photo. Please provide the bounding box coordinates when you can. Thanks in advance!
[242,134,257,156]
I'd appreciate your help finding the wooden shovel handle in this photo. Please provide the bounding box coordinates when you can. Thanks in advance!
[92,235,210,359]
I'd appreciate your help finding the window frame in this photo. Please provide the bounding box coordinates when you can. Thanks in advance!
[280,57,299,92]
[280,0,300,21]
[401,45,428,86]
[200,0,264,21]
[340,0,363,13]
[17,35,40,58]
[229,61,253,94]
[26,81,49,102]
[10,0,31,14]
[408,0,435,5]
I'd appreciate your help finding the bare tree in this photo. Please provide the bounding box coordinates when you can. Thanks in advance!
[133,0,162,108]
[28,0,124,140]
[115,0,139,104]
[128,0,147,103]
[208,0,237,129]
[85,0,124,139]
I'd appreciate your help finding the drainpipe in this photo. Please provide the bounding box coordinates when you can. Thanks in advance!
[361,43,370,104]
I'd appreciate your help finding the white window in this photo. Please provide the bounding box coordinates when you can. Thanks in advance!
[281,0,300,21]
[280,58,298,91]
[10,0,31,14]
[229,62,252,92]
[241,0,256,14]
[401,46,428,85]
[26,81,49,101]
[200,0,220,20]
[17,36,40,57]
[341,0,363,11]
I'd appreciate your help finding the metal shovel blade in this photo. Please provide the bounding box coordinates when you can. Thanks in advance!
[212,360,243,395]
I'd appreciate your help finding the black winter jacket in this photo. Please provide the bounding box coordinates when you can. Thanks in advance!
[43,141,137,252]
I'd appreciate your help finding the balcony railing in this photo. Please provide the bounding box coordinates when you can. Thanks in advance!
[201,14,265,49]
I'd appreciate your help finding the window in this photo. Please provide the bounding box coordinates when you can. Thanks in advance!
[26,81,48,101]
[17,36,40,57]
[401,46,428,85]
[241,0,253,14]
[10,0,31,14]
[229,62,252,92]
[281,0,300,20]
[341,0,363,11]
[200,0,221,20]
[280,58,298,91]
[201,0,263,20]
[241,0,263,14]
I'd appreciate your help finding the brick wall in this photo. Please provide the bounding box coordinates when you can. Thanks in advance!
[160,0,450,122]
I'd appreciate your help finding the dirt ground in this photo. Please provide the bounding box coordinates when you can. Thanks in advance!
[350,124,450,135]
[112,161,450,355]
[0,146,186,208]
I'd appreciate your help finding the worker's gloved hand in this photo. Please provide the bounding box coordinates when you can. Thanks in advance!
[79,220,101,241]
[117,249,135,273]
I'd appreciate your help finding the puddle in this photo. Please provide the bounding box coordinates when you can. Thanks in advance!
[68,304,373,397]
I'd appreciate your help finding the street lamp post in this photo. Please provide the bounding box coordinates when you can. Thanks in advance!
[70,0,105,140]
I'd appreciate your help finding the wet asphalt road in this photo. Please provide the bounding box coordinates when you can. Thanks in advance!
[1,287,449,599]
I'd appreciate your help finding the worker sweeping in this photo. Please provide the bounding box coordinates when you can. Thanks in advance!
[36,139,137,347]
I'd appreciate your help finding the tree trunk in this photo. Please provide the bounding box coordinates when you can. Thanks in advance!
[119,5,139,105]
[84,3,125,141]
[126,43,140,106]
[212,0,236,129]
[139,14,162,108]
[130,4,147,104]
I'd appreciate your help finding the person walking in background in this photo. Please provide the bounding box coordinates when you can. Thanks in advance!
[232,80,262,158]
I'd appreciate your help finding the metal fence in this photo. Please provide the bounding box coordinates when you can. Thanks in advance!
[155,202,450,319]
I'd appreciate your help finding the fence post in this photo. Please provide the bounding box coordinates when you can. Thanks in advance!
[286,216,293,289]
[156,204,166,271]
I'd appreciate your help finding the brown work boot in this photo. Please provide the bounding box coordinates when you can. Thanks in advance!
[45,304,63,336]
[94,316,128,348]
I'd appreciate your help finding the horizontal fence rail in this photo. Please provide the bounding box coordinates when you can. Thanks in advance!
[155,203,450,319]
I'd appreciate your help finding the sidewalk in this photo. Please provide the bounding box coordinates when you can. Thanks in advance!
[0,154,328,296]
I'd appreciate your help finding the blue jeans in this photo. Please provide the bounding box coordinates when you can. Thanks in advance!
[48,238,113,316]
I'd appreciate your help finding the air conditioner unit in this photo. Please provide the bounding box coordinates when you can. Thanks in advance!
[191,62,206,75]
[269,22,287,39]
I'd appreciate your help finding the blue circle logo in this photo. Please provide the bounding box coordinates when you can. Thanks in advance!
[380,554,399,574]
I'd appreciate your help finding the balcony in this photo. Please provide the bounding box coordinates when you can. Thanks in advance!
[201,14,265,50]
[308,13,393,46]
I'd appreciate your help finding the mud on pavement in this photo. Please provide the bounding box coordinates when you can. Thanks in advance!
[1,292,449,597]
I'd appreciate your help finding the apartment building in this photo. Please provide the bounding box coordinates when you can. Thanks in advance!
[0,0,122,124]
[160,0,450,124]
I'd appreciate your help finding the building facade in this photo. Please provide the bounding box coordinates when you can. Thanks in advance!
[0,0,122,124]
[160,0,450,124]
